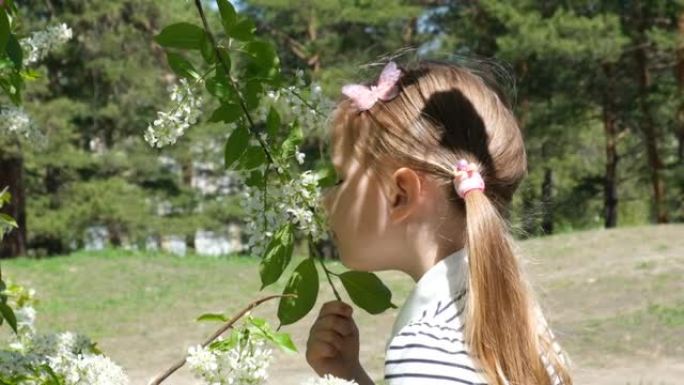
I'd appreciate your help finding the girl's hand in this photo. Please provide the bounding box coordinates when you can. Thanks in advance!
[306,300,366,381]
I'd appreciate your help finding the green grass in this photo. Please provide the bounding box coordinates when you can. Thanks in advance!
[0,223,682,384]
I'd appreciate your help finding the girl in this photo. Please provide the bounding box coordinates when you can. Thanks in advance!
[305,60,573,385]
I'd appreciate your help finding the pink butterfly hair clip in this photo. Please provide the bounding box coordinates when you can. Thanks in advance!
[341,61,403,111]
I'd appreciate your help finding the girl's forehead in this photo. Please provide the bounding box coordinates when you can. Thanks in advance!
[329,112,355,165]
[329,126,349,169]
[328,101,373,169]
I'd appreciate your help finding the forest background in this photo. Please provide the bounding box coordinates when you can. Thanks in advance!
[1,0,682,259]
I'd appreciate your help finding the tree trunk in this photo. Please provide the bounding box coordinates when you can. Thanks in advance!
[634,3,669,223]
[403,16,417,46]
[108,223,123,247]
[602,63,619,228]
[181,159,196,253]
[541,167,554,235]
[676,10,684,164]
[307,9,320,73]
[521,186,536,239]
[0,156,27,258]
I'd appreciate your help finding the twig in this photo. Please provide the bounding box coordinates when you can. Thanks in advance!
[147,294,294,385]
[193,0,280,172]
[308,237,341,301]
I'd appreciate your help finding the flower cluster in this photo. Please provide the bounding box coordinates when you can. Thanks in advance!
[242,169,326,257]
[0,106,33,138]
[0,284,130,385]
[1,330,130,385]
[302,374,360,385]
[187,338,272,385]
[20,23,73,65]
[259,69,333,139]
[144,78,204,148]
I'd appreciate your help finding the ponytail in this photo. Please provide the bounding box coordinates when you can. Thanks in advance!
[461,187,573,385]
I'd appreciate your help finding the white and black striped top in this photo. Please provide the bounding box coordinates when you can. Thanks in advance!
[383,247,567,385]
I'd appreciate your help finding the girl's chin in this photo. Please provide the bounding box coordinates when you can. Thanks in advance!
[339,252,373,272]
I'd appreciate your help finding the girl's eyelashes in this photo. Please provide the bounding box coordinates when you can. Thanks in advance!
[335,178,345,186]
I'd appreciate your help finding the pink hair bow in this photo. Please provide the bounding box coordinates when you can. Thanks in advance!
[341,61,402,111]
[453,159,485,199]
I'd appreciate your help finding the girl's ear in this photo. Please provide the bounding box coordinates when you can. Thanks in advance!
[388,167,422,223]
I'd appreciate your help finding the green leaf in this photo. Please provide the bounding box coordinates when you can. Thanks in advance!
[216,0,237,32]
[216,46,232,73]
[0,9,9,54]
[247,316,268,329]
[273,332,298,353]
[339,271,396,314]
[244,316,297,352]
[229,17,256,41]
[0,58,12,71]
[237,145,266,170]
[224,125,250,169]
[206,72,233,101]
[259,224,295,289]
[281,121,303,159]
[278,258,319,326]
[244,169,265,188]
[154,22,206,50]
[210,328,240,351]
[166,51,199,79]
[242,79,262,110]
[1,70,22,104]
[200,33,216,64]
[0,302,17,334]
[6,34,22,69]
[266,106,280,138]
[245,39,279,71]
[209,103,241,123]
[0,213,17,229]
[20,69,40,80]
[197,313,228,322]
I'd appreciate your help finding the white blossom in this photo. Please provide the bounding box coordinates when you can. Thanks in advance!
[0,350,34,378]
[14,305,37,335]
[61,354,130,385]
[1,284,129,385]
[302,374,359,385]
[259,73,333,140]
[21,23,73,65]
[243,169,326,257]
[295,145,306,165]
[187,345,219,377]
[0,105,33,137]
[187,337,273,385]
[144,78,204,148]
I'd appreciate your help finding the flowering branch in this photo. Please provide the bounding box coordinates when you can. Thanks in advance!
[193,0,281,174]
[148,293,294,385]
[193,0,342,313]
[147,0,396,336]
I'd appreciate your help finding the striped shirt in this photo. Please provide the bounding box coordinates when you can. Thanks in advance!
[383,247,567,385]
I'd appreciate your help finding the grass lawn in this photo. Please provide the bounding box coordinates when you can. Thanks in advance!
[1,223,683,385]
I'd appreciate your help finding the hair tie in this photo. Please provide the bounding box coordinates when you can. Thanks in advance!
[341,61,402,111]
[453,159,485,199]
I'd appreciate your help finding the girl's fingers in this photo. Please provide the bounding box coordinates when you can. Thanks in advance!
[308,329,344,355]
[306,301,356,366]
[307,340,337,361]
[312,314,355,337]
[315,329,344,350]
[318,300,353,319]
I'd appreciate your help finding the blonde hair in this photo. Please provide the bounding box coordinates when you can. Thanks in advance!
[329,60,573,385]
